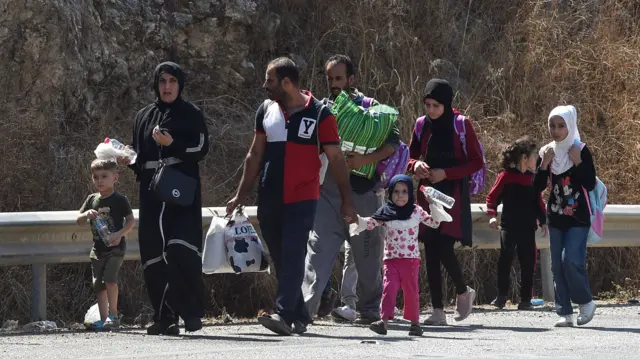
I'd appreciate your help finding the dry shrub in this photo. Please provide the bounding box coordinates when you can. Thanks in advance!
[2,0,640,323]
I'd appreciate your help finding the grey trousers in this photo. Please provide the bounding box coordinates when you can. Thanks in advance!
[302,173,384,318]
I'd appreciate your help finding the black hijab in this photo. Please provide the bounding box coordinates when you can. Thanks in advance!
[153,61,185,106]
[424,79,457,170]
[372,175,415,222]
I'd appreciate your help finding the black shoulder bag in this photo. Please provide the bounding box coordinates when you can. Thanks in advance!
[148,146,197,206]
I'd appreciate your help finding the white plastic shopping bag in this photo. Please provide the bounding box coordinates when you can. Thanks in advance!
[94,137,137,164]
[224,208,270,274]
[349,215,368,236]
[429,202,453,223]
[83,303,100,327]
[202,215,234,274]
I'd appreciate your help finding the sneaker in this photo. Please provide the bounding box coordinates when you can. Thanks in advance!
[184,317,203,332]
[408,323,423,337]
[104,314,120,329]
[577,301,596,326]
[423,309,447,326]
[491,296,507,309]
[257,313,292,336]
[517,302,534,311]
[369,320,387,335]
[292,321,307,334]
[317,289,337,318]
[90,320,108,331]
[555,315,574,327]
[331,305,357,322]
[147,319,180,336]
[454,286,476,322]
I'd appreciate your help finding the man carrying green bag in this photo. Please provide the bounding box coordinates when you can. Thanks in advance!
[303,54,401,325]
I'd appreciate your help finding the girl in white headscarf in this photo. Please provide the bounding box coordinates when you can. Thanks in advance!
[534,105,597,328]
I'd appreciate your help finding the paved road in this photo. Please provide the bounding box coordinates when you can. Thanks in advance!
[1,301,639,359]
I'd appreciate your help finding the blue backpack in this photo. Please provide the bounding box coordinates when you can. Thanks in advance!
[576,141,607,244]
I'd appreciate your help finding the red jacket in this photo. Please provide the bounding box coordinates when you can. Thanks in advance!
[406,110,484,244]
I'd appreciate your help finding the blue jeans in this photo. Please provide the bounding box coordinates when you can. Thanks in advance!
[549,226,592,315]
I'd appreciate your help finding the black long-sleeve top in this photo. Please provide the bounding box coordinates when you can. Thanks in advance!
[130,99,210,181]
[533,145,597,230]
[485,168,546,232]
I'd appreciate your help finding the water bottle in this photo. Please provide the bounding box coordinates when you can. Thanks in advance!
[531,298,544,306]
[94,217,112,246]
[104,138,137,164]
[420,186,455,209]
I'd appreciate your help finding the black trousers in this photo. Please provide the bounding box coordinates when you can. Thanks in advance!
[497,229,537,302]
[424,232,468,309]
[258,199,317,326]
[138,173,205,323]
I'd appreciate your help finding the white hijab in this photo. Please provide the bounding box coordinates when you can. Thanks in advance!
[539,105,581,175]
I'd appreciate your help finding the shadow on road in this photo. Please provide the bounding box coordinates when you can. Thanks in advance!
[114,330,283,342]
[575,326,640,334]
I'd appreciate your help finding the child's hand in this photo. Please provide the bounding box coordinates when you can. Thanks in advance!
[539,224,549,238]
[489,217,498,230]
[85,210,98,220]
[541,147,554,169]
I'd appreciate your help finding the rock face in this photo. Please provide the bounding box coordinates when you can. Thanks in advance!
[0,0,266,211]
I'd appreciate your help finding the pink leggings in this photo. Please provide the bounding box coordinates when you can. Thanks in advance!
[381,258,421,323]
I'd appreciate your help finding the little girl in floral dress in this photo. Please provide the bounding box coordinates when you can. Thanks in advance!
[351,174,450,336]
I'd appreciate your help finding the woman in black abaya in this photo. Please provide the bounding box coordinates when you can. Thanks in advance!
[127,61,209,335]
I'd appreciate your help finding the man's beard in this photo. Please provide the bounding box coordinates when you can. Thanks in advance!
[331,87,347,97]
[267,87,286,102]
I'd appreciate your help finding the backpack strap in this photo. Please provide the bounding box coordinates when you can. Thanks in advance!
[363,96,374,109]
[453,114,468,157]
[415,116,426,141]
[582,186,593,216]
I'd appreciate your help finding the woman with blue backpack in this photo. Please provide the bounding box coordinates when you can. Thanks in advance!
[534,105,598,327]
[407,79,485,325]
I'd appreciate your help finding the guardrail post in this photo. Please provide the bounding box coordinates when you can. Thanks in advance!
[539,248,555,303]
[31,264,47,321]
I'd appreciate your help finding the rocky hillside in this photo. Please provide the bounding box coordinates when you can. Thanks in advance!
[1,0,639,323]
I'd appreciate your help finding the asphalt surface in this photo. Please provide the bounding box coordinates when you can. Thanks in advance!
[1,301,639,359]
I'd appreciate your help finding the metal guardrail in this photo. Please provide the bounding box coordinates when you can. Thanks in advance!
[2,204,640,321]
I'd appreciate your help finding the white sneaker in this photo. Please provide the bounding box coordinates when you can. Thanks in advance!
[423,308,447,326]
[577,301,596,326]
[454,286,476,322]
[331,305,357,322]
[555,315,574,327]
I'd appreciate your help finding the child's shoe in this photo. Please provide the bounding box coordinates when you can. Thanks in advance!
[104,314,120,329]
[368,320,387,335]
[408,323,423,336]
[90,320,109,331]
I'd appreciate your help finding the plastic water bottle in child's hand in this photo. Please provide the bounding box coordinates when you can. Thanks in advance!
[420,185,455,209]
[94,137,137,164]
[94,217,113,246]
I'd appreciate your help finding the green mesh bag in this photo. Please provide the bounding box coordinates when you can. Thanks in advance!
[331,91,398,179]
